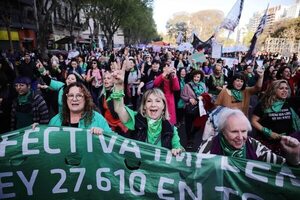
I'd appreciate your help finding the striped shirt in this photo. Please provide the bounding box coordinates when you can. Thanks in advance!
[198,136,286,165]
[11,92,49,130]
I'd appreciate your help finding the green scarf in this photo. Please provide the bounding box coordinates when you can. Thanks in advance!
[190,81,205,96]
[212,75,224,87]
[264,100,285,113]
[18,91,31,105]
[291,108,300,132]
[220,134,246,158]
[146,117,162,145]
[230,89,243,102]
[180,78,185,90]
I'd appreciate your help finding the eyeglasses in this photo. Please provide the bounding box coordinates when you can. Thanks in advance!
[92,62,97,64]
[66,93,84,100]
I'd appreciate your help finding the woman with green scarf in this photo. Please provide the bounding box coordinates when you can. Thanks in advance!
[252,80,300,155]
[181,70,212,150]
[198,108,300,166]
[111,65,183,156]
[215,70,264,117]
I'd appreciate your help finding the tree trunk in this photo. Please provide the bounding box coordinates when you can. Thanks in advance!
[106,34,114,50]
[36,17,49,59]
[6,24,14,53]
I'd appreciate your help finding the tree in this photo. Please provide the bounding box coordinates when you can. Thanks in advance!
[255,17,300,49]
[84,0,138,49]
[165,10,224,43]
[166,12,190,39]
[64,0,85,47]
[36,0,59,58]
[190,10,224,41]
[243,31,254,46]
[0,1,14,52]
[270,18,300,40]
[122,0,158,44]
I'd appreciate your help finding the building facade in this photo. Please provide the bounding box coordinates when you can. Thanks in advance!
[0,0,37,51]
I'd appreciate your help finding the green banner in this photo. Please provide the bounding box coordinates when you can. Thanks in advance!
[0,126,300,199]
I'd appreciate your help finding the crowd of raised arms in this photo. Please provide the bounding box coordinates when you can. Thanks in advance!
[0,46,300,165]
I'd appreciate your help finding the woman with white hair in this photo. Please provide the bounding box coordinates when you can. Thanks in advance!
[198,108,300,166]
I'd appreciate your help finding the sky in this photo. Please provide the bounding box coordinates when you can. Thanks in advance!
[153,0,295,33]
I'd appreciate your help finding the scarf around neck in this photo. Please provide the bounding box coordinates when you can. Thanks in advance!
[265,100,285,113]
[220,134,246,158]
[190,81,205,96]
[18,91,31,105]
[180,78,185,89]
[212,75,224,87]
[146,117,162,144]
[230,89,243,102]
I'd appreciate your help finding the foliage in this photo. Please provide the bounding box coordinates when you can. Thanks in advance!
[122,0,159,44]
[84,0,158,49]
[64,0,85,39]
[254,17,300,50]
[36,0,60,58]
[166,10,224,43]
[166,12,190,39]
[243,31,254,46]
[269,17,300,40]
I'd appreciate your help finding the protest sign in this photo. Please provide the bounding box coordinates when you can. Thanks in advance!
[212,42,222,59]
[191,52,207,63]
[1,126,299,199]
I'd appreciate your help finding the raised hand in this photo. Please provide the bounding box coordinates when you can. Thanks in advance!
[112,62,126,87]
[256,68,264,78]
[280,136,300,165]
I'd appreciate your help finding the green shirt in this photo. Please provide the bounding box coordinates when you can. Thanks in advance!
[49,79,65,112]
[49,111,112,133]
[124,107,181,149]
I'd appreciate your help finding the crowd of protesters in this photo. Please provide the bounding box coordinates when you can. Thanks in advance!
[0,45,300,165]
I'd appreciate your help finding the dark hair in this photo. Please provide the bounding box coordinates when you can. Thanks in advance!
[177,67,187,82]
[243,65,252,71]
[191,70,205,82]
[65,72,79,82]
[152,59,160,65]
[61,82,96,126]
[227,73,246,90]
[276,65,291,80]
[14,76,31,85]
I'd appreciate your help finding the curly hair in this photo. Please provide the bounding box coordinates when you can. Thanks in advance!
[260,80,289,110]
[61,82,96,126]
[191,69,205,82]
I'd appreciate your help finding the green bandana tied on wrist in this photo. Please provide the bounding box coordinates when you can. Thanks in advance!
[230,89,243,102]
[262,127,272,137]
[110,89,125,101]
[220,134,246,158]
[38,67,46,76]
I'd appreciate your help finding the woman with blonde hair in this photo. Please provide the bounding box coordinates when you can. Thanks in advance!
[111,66,183,156]
[252,80,300,155]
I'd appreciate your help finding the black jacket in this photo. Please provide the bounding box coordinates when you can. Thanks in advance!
[130,113,174,149]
